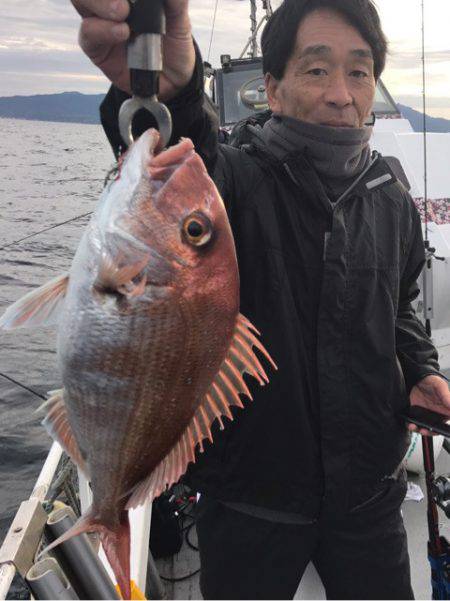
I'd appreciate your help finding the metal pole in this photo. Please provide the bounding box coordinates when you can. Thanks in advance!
[262,0,273,17]
[249,0,258,57]
[239,16,268,59]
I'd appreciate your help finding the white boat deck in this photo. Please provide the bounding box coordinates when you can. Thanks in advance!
[156,450,450,600]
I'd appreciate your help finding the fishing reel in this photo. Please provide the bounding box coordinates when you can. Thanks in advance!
[432,475,450,518]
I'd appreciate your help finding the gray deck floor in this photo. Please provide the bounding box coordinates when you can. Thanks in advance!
[156,450,450,600]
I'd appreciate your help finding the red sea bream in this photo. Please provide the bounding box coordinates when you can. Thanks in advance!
[0,129,276,599]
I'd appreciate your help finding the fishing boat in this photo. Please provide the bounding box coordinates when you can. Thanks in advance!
[1,0,449,598]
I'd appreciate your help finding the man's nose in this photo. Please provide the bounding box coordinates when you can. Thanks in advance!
[324,71,353,108]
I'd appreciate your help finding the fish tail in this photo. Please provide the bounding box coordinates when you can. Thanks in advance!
[38,508,101,559]
[99,511,131,600]
[39,508,131,600]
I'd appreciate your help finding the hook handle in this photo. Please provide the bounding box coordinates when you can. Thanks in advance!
[126,0,165,98]
[127,0,165,35]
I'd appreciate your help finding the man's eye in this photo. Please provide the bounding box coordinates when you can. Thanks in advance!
[350,70,368,79]
[307,68,328,76]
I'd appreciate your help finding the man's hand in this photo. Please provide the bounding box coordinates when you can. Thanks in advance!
[70,0,196,100]
[408,375,450,436]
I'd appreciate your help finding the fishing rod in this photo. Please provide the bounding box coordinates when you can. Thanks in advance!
[422,433,450,600]
[420,0,445,339]
[0,211,93,252]
[0,372,46,401]
[418,2,450,598]
[0,155,120,406]
[0,158,123,252]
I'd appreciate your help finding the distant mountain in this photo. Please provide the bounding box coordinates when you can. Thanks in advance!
[0,92,449,132]
[397,103,450,133]
[0,92,105,124]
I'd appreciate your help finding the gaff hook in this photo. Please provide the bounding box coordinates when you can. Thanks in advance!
[118,0,173,148]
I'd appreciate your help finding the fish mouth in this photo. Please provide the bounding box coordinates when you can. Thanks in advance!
[147,138,195,183]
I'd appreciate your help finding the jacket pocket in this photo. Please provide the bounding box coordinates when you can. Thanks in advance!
[349,467,407,515]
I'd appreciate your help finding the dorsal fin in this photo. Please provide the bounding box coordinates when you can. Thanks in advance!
[126,313,276,509]
[40,389,90,478]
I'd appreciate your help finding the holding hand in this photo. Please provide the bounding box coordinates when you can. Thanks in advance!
[70,0,195,100]
[408,375,450,437]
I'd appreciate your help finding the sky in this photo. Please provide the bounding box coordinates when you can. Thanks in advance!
[0,0,449,118]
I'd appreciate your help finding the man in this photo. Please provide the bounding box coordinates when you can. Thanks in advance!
[71,0,450,598]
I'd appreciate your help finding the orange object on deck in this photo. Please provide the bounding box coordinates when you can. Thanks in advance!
[116,579,146,600]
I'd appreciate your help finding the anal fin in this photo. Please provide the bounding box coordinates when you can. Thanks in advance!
[126,313,277,509]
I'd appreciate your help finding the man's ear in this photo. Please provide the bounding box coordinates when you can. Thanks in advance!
[265,73,281,113]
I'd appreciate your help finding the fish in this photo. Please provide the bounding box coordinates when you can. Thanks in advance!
[0,129,276,599]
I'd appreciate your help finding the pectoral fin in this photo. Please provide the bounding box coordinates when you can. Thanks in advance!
[0,273,69,329]
[126,313,277,509]
[94,252,149,299]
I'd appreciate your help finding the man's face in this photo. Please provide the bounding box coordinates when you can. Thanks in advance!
[265,9,377,128]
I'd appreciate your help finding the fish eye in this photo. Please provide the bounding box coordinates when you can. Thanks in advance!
[182,213,212,247]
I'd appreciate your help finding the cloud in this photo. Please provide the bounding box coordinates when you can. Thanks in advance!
[0,0,448,119]
[387,47,450,70]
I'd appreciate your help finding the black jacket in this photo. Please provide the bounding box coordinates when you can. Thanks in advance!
[100,53,442,517]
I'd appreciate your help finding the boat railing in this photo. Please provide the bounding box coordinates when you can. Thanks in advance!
[0,442,63,599]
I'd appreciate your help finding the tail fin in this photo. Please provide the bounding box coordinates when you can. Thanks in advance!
[39,508,131,600]
[99,513,131,600]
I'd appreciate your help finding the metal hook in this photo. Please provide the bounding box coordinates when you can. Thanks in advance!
[118,95,172,149]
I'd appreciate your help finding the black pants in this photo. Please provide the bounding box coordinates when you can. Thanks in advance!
[195,475,414,600]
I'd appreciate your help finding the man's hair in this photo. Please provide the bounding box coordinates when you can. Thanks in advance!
[261,0,388,81]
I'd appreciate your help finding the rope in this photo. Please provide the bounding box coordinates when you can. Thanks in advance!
[207,0,219,63]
